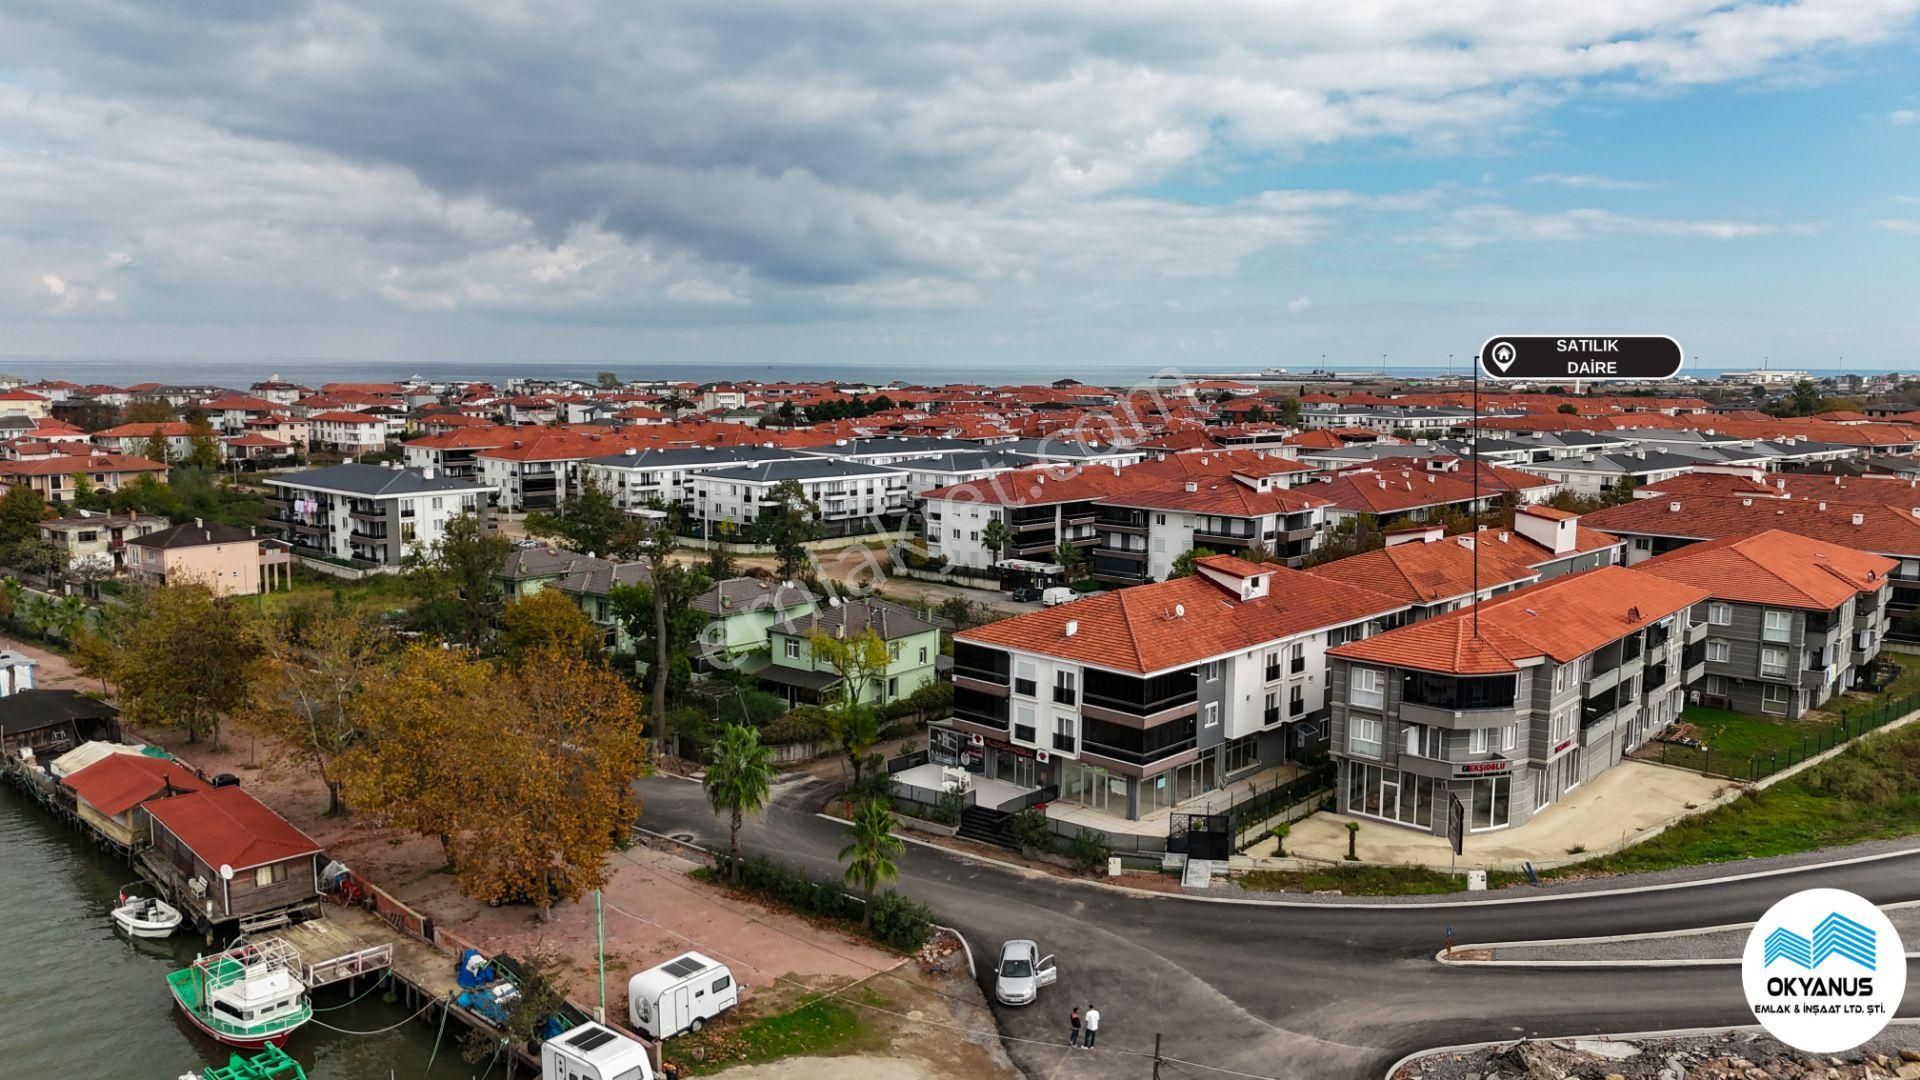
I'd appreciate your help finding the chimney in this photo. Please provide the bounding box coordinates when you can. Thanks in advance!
[1852,513,1864,526]
[1668,501,1681,512]
[194,517,202,529]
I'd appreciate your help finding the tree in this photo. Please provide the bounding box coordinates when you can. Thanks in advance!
[456,648,649,911]
[405,513,511,647]
[1240,542,1274,565]
[338,644,499,866]
[497,587,602,663]
[980,518,1012,564]
[704,519,739,579]
[1168,546,1218,579]
[1277,396,1302,427]
[142,432,173,466]
[68,471,97,506]
[3,538,69,577]
[124,400,177,425]
[0,484,49,545]
[1605,471,1638,507]
[809,625,890,790]
[1053,541,1089,583]
[760,479,820,579]
[1243,402,1268,423]
[525,476,641,559]
[1557,403,1579,415]
[1304,514,1385,566]
[703,724,776,884]
[1779,379,1822,418]
[96,584,265,747]
[838,797,903,929]
[595,371,621,389]
[633,518,681,751]
[608,560,713,740]
[185,415,223,470]
[250,599,391,814]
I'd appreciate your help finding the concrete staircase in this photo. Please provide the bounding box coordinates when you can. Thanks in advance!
[956,806,1019,851]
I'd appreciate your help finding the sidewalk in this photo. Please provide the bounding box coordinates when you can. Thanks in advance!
[1278,761,1730,871]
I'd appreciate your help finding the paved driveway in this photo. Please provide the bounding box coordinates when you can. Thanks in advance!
[637,774,1920,1080]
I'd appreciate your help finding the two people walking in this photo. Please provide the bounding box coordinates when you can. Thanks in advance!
[1067,1004,1100,1049]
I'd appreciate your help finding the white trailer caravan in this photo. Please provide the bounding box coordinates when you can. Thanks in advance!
[540,1021,653,1080]
[627,952,739,1039]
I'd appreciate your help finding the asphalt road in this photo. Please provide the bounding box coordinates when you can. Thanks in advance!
[636,775,1920,1080]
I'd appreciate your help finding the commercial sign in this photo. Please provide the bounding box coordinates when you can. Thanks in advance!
[1742,888,1905,1053]
[1479,335,1683,382]
[1452,758,1511,778]
[929,727,983,773]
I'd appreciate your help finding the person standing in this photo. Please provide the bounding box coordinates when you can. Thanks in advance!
[1083,1005,1100,1049]
[1068,1006,1081,1048]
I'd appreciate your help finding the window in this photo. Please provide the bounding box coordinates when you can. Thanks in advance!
[1289,684,1304,715]
[969,531,979,542]
[1013,702,1037,742]
[1468,727,1490,754]
[1707,639,1730,663]
[1404,724,1422,755]
[918,646,929,664]
[431,497,443,510]
[1350,668,1384,710]
[1223,734,1258,774]
[889,642,902,661]
[1552,664,1574,694]
[1155,513,1166,526]
[1349,716,1382,757]
[1760,647,1788,679]
[784,638,801,660]
[1709,603,1732,626]
[1289,642,1306,674]
[1053,669,1077,705]
[1705,675,1727,696]
[1013,660,1037,697]
[1763,610,1792,642]
[1203,661,1220,682]
[1264,691,1278,722]
[1203,702,1219,728]
[1762,683,1789,715]
[254,862,288,888]
[1502,724,1516,752]
[1264,649,1281,680]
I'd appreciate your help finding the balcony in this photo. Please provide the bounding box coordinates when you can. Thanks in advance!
[1290,656,1306,676]
[1192,527,1257,547]
[1265,663,1281,682]
[1687,620,1709,644]
[1052,733,1076,754]
[1399,699,1517,730]
[1080,735,1197,767]
[1014,724,1036,743]
[1082,689,1197,718]
[1272,524,1319,542]
[1290,698,1306,717]
[1053,686,1077,707]
[1263,707,1280,726]
[1644,663,1668,692]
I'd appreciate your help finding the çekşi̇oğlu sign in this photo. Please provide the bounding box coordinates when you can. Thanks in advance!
[1478,336,1683,382]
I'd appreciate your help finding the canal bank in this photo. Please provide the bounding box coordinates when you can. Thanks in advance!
[0,783,481,1079]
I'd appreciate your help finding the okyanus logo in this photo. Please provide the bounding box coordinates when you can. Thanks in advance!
[1741,888,1906,1055]
[1762,913,1878,970]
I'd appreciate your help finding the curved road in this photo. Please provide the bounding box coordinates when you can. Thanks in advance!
[637,775,1920,1079]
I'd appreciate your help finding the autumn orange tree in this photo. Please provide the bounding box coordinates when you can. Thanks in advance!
[496,587,603,663]
[336,643,502,865]
[454,648,650,912]
[87,582,265,748]
[249,598,393,814]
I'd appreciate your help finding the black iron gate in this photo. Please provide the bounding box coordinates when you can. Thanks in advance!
[1167,812,1230,860]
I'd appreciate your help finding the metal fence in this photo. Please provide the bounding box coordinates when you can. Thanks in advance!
[1223,762,1336,845]
[1647,687,1920,782]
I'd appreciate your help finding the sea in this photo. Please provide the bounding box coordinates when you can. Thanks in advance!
[0,783,484,1079]
[0,355,1873,390]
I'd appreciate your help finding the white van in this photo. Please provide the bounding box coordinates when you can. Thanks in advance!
[540,1021,653,1080]
[627,952,739,1039]
[1041,587,1078,607]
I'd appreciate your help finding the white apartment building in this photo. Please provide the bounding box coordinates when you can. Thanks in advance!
[264,463,497,568]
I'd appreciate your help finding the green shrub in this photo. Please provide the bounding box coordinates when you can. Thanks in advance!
[717,854,932,953]
[1010,809,1053,854]
[867,891,934,952]
[1068,829,1108,873]
[934,789,968,826]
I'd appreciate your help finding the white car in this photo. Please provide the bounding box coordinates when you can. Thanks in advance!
[994,940,1057,1006]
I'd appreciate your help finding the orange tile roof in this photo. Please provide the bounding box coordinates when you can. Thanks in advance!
[63,754,210,818]
[1330,565,1709,675]
[1095,475,1329,516]
[142,786,322,872]
[308,410,387,424]
[1583,495,1920,554]
[956,567,1406,674]
[0,453,165,476]
[1634,529,1896,611]
[94,422,192,438]
[1307,536,1540,604]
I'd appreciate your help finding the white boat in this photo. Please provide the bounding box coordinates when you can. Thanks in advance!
[112,884,183,938]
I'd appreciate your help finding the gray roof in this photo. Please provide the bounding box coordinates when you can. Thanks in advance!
[770,598,935,641]
[893,450,1034,472]
[498,547,606,581]
[581,446,813,469]
[998,438,1135,461]
[1524,451,1706,475]
[551,559,651,598]
[814,436,979,458]
[127,521,259,550]
[689,577,819,617]
[269,463,492,497]
[698,459,904,483]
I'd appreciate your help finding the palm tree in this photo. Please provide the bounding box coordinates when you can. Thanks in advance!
[0,577,23,629]
[980,518,1012,564]
[20,593,56,639]
[838,796,903,928]
[1053,542,1088,583]
[51,596,89,642]
[703,724,776,884]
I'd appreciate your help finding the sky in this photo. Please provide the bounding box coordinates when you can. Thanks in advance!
[2,0,1919,373]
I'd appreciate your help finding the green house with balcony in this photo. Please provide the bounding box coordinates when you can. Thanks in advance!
[759,599,941,707]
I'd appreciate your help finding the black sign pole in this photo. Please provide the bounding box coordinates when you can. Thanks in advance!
[1472,350,1480,640]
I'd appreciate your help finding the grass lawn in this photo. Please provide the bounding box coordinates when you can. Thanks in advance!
[1668,705,1822,760]
[258,565,420,617]
[1236,864,1470,896]
[669,985,887,1075]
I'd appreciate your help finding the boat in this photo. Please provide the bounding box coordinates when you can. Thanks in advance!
[165,939,314,1049]
[114,883,184,938]
[175,1045,307,1080]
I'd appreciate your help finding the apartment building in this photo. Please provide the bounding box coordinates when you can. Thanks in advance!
[1325,566,1709,835]
[761,599,940,707]
[307,411,390,454]
[91,422,194,460]
[264,463,497,568]
[1091,473,1329,581]
[689,459,911,536]
[1634,530,1894,717]
[37,511,168,575]
[578,445,818,513]
[944,555,1407,820]
[401,428,515,480]
[1305,457,1555,526]
[0,453,167,501]
[126,520,293,597]
[1306,506,1623,620]
[1512,450,1705,497]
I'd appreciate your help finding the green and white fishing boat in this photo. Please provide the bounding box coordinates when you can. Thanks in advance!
[165,938,313,1050]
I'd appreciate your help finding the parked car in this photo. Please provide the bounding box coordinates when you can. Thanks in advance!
[994,940,1057,1006]
[1040,587,1078,607]
[1009,586,1044,602]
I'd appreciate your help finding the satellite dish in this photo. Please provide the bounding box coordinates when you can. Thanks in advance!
[218,864,234,881]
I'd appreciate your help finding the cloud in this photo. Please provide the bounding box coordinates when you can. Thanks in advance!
[1891,109,1920,125]
[0,0,1905,330]
[1527,173,1656,191]
[1414,205,1814,250]
[1878,219,1920,234]
[1286,295,1312,314]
